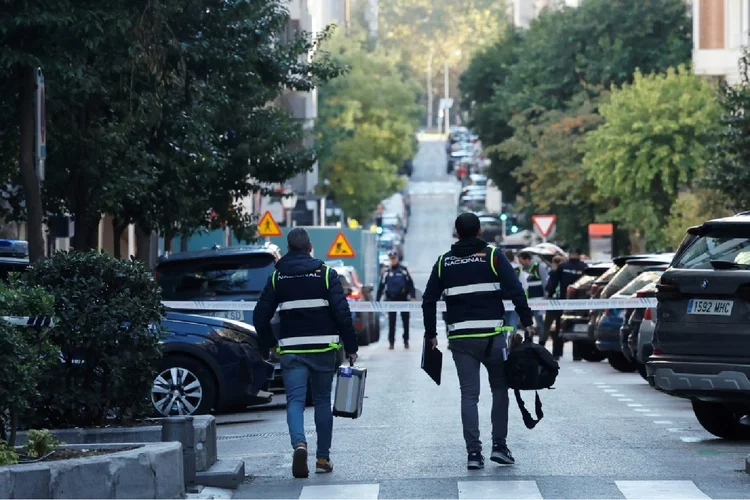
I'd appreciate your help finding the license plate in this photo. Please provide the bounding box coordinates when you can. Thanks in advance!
[202,310,244,321]
[687,299,734,316]
[573,323,588,333]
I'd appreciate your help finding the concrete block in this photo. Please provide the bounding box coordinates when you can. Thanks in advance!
[0,469,11,498]
[745,454,750,474]
[109,453,156,499]
[150,443,185,499]
[195,460,245,489]
[8,463,51,499]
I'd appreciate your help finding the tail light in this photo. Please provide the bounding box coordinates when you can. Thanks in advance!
[656,277,680,300]
[348,290,361,300]
[653,347,663,355]
[566,285,576,298]
[590,284,600,297]
[643,308,653,321]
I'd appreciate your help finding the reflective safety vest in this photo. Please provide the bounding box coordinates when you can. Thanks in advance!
[438,245,514,340]
[271,265,342,355]
[525,262,544,299]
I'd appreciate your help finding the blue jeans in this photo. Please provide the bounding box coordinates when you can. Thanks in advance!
[280,351,337,459]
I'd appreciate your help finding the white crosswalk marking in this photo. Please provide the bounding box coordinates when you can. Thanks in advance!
[615,480,710,499]
[457,481,543,499]
[299,484,380,499]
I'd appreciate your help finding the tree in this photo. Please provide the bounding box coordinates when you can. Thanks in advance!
[582,65,722,249]
[704,48,750,213]
[317,31,421,221]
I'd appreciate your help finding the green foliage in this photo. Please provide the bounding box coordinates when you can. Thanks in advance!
[582,66,722,248]
[704,49,750,212]
[0,282,56,445]
[24,429,61,458]
[20,251,165,428]
[0,0,345,251]
[317,32,421,221]
[0,440,18,466]
[664,190,732,251]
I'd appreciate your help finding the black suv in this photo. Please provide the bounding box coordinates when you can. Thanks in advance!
[648,214,750,440]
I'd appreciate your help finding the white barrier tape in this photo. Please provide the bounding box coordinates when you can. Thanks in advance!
[163,298,658,313]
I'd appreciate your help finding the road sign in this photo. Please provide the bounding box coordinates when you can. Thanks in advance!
[257,211,282,237]
[532,215,557,241]
[327,231,356,258]
[589,223,614,261]
[439,98,454,110]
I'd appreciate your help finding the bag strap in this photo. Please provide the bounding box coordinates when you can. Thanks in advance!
[513,389,544,429]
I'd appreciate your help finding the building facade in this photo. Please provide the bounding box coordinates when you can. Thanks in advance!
[511,0,579,28]
[693,0,749,84]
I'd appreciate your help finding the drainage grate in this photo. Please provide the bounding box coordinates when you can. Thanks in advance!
[218,431,316,441]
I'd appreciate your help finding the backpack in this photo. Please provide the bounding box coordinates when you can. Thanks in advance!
[504,333,559,429]
[385,269,408,298]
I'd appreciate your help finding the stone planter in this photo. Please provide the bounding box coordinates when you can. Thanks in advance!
[0,442,185,499]
[15,415,217,472]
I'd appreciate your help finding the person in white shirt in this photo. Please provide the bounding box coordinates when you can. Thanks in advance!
[503,249,528,331]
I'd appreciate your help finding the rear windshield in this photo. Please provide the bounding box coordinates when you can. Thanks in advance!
[672,229,750,269]
[156,254,276,300]
[594,265,620,285]
[616,271,662,297]
[603,263,657,297]
[573,275,596,288]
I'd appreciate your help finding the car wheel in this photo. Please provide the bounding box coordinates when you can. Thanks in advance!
[636,363,648,381]
[577,342,606,362]
[692,400,750,440]
[607,352,636,372]
[152,355,217,416]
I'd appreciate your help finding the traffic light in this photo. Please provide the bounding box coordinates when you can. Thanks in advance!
[510,225,519,234]
[500,213,508,221]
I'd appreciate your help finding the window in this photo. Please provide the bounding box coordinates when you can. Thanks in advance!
[156,254,276,300]
[672,228,750,269]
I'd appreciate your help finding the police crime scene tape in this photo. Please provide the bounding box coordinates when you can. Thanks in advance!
[1,298,658,327]
[162,297,658,313]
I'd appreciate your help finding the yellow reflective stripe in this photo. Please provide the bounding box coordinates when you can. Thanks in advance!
[324,265,330,289]
[272,270,278,290]
[438,253,445,278]
[489,246,498,276]
[447,326,515,340]
[276,342,342,355]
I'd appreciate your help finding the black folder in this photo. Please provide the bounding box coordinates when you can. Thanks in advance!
[421,339,443,385]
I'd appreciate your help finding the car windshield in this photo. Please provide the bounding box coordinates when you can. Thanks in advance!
[603,262,661,296]
[672,229,750,269]
[615,271,663,297]
[156,254,276,300]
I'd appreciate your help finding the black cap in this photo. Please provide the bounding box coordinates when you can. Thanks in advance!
[287,227,312,252]
[455,212,481,239]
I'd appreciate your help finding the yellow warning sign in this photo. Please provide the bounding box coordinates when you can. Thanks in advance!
[257,211,282,237]
[327,232,356,258]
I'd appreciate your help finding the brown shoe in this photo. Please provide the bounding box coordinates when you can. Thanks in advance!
[292,443,308,478]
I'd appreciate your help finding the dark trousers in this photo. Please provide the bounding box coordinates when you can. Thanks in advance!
[388,311,409,344]
[540,311,564,358]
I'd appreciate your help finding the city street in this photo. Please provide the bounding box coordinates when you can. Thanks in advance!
[222,138,750,499]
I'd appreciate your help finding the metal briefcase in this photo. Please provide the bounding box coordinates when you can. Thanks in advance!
[332,362,367,419]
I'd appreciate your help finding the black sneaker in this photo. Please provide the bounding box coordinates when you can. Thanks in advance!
[467,451,484,469]
[490,444,515,465]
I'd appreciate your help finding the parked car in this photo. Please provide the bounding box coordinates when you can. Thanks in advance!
[328,261,380,346]
[154,243,284,389]
[560,262,613,362]
[153,312,274,416]
[624,280,659,380]
[648,213,750,439]
[592,255,673,372]
[479,216,504,244]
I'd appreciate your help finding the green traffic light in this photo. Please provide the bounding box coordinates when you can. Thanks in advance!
[511,225,519,233]
[500,213,508,221]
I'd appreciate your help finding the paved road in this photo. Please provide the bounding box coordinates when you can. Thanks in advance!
[224,138,750,499]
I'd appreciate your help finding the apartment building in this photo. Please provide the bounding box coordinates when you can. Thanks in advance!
[693,0,748,84]
[511,0,580,28]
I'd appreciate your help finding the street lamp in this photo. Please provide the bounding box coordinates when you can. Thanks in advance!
[280,189,298,227]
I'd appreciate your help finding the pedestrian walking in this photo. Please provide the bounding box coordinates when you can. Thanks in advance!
[542,255,566,356]
[253,228,359,479]
[516,251,547,342]
[503,249,528,332]
[546,248,588,360]
[422,213,535,469]
[377,250,416,349]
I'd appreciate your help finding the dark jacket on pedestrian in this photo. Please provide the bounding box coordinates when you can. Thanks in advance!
[377,264,416,301]
[253,251,358,356]
[422,237,533,340]
[546,258,588,298]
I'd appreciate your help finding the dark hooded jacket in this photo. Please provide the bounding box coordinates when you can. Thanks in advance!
[253,251,358,355]
[421,237,533,339]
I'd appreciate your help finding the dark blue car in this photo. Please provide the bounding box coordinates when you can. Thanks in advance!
[152,312,274,416]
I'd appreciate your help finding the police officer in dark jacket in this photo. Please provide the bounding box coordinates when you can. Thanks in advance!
[546,248,588,359]
[422,213,535,470]
[377,250,416,350]
[254,228,358,479]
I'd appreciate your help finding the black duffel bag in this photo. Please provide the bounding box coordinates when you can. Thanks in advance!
[505,332,559,429]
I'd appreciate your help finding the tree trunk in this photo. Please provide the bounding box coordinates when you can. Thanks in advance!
[180,236,188,252]
[18,65,45,263]
[163,231,173,253]
[134,224,152,267]
[112,219,125,258]
[8,408,18,447]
